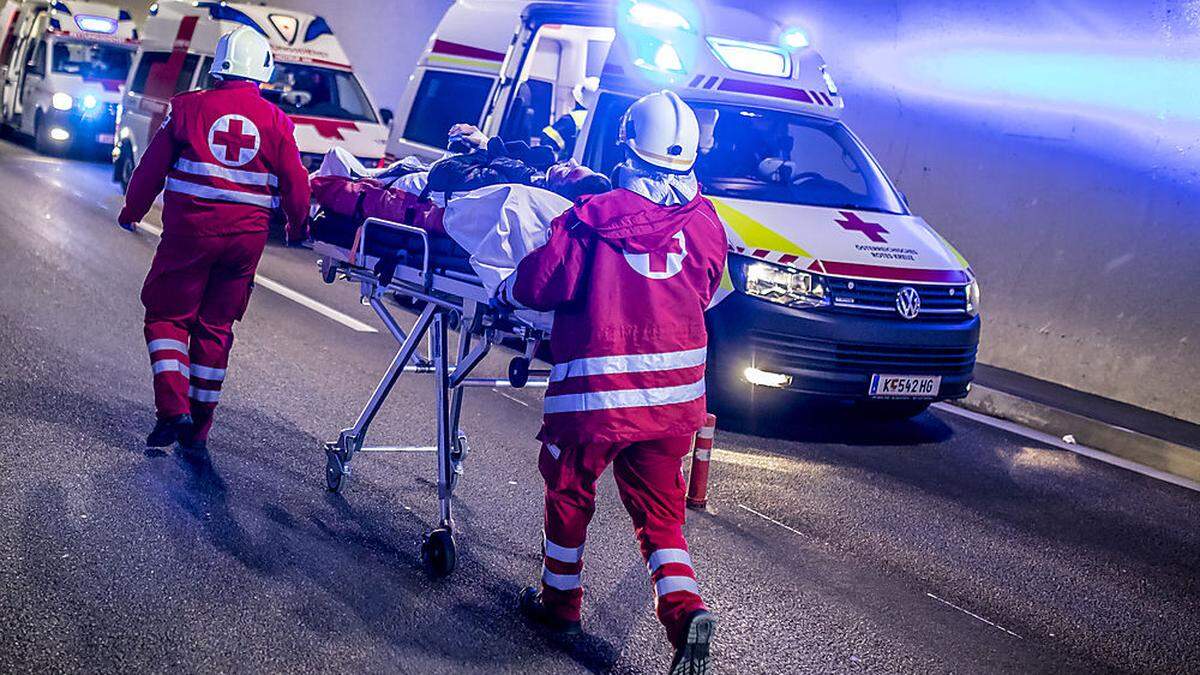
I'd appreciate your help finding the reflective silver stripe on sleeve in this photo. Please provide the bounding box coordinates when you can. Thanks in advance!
[148,339,188,356]
[550,347,707,383]
[152,360,189,377]
[174,158,279,187]
[654,576,700,598]
[546,443,562,460]
[543,378,705,414]
[647,548,693,575]
[544,534,584,564]
[542,566,582,591]
[190,364,227,381]
[166,177,281,209]
[188,387,221,404]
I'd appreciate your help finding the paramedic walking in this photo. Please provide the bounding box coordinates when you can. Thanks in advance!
[118,27,310,454]
[504,91,727,675]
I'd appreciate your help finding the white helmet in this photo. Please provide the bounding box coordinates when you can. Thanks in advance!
[619,90,700,173]
[572,76,601,110]
[210,27,275,83]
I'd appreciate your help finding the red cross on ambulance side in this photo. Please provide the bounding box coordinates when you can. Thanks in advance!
[207,114,261,167]
[624,231,688,280]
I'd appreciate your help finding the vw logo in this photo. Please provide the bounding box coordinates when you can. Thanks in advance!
[896,287,921,320]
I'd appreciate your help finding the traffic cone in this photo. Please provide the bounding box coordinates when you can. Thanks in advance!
[686,413,717,510]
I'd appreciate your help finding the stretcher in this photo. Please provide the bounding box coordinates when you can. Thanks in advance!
[313,213,550,578]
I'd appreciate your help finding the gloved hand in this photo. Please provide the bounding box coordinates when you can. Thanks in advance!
[118,220,138,233]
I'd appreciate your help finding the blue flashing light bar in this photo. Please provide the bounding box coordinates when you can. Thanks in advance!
[707,37,791,78]
[75,14,118,34]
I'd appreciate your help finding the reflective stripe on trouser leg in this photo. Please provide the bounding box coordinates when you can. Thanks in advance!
[145,326,191,419]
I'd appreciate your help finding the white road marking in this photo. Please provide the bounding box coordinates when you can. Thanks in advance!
[926,592,1023,639]
[737,504,813,540]
[134,221,377,333]
[495,390,530,408]
[933,403,1200,494]
[359,446,437,453]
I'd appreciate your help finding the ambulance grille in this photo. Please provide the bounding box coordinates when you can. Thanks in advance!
[825,278,968,320]
[748,331,978,375]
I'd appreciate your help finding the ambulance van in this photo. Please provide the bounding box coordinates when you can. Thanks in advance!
[388,0,982,419]
[0,0,136,154]
[113,0,388,191]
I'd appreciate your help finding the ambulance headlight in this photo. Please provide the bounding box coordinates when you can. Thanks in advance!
[52,92,74,111]
[627,2,693,31]
[732,255,828,308]
[965,278,981,317]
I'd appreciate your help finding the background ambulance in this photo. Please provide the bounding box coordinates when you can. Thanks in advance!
[387,0,982,420]
[0,0,136,155]
[113,0,388,191]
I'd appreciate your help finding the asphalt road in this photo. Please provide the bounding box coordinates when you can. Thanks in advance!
[0,138,1197,674]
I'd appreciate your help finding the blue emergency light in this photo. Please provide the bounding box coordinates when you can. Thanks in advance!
[75,14,118,34]
[706,37,791,78]
[618,0,702,84]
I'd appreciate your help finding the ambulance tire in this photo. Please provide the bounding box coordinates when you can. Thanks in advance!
[33,113,56,156]
[117,145,136,194]
[421,528,456,578]
[853,400,932,421]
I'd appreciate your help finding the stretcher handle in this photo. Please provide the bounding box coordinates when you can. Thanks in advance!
[361,217,433,292]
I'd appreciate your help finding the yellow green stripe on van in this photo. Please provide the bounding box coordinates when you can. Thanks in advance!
[709,197,811,259]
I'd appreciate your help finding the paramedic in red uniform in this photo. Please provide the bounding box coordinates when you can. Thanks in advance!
[502,91,727,675]
[117,27,310,455]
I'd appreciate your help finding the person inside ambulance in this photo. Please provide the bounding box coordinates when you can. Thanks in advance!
[117,27,311,456]
[501,91,727,675]
[536,76,600,161]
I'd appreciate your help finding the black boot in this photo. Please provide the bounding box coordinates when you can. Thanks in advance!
[669,610,716,675]
[176,438,208,461]
[146,414,193,448]
[518,586,582,636]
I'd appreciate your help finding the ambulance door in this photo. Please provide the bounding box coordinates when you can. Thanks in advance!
[121,50,200,163]
[1,8,39,121]
[14,33,44,125]
[483,3,609,143]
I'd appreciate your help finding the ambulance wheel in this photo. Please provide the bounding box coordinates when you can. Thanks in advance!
[118,147,136,194]
[33,114,55,156]
[325,444,349,493]
[421,528,456,578]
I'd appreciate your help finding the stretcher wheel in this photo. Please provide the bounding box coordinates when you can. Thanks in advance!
[421,528,456,578]
[325,443,349,493]
[321,262,338,285]
[508,357,531,388]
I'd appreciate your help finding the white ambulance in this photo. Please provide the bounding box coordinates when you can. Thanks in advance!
[388,0,982,419]
[113,0,388,190]
[0,0,136,154]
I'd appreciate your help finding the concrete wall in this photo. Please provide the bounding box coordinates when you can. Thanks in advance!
[768,0,1200,423]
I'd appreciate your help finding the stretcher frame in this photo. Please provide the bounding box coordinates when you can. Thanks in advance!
[315,216,550,578]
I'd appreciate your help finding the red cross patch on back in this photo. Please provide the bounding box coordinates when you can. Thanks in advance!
[623,231,688,280]
[207,114,261,167]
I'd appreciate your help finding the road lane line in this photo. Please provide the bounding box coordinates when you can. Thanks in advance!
[737,504,813,540]
[933,403,1200,494]
[925,592,1023,639]
[134,221,378,333]
[495,390,530,408]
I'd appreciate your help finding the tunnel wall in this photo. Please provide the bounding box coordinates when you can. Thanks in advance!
[756,0,1200,423]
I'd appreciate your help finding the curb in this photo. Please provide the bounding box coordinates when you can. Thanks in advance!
[953,385,1200,486]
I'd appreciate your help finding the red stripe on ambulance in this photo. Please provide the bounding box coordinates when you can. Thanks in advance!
[431,39,506,63]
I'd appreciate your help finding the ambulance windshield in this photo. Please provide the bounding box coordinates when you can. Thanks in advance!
[591,96,906,215]
[261,63,377,124]
[52,42,133,81]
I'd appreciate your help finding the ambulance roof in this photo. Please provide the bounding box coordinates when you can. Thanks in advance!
[39,0,138,44]
[143,0,351,69]
[432,0,843,119]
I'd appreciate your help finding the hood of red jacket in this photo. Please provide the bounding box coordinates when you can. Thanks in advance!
[573,188,707,253]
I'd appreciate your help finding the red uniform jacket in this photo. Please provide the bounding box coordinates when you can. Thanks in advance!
[119,79,311,240]
[512,188,728,446]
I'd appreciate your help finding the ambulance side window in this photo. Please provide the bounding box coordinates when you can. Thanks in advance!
[25,39,44,76]
[403,70,493,149]
[130,52,200,95]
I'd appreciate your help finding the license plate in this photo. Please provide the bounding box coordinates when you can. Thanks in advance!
[97,133,115,144]
[869,374,942,399]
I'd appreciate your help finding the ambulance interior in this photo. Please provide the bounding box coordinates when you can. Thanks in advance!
[497,23,614,146]
[495,20,904,215]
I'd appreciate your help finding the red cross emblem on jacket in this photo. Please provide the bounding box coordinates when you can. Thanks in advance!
[208,114,261,167]
[624,231,688,279]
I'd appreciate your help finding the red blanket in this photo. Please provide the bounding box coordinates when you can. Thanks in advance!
[311,175,446,236]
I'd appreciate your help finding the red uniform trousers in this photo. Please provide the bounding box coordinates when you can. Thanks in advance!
[142,231,268,442]
[539,434,707,648]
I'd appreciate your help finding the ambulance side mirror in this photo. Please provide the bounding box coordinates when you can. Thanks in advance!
[379,107,394,127]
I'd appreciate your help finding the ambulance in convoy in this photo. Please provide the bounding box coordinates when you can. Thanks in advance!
[387,0,982,419]
[0,0,136,154]
[113,0,388,191]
